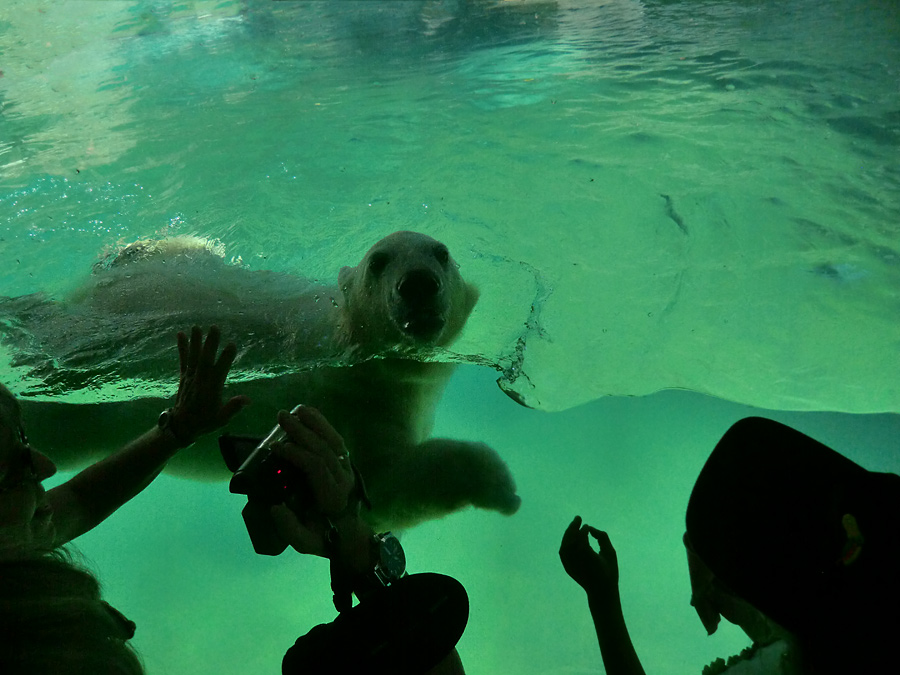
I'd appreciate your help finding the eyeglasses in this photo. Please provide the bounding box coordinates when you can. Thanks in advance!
[0,426,37,494]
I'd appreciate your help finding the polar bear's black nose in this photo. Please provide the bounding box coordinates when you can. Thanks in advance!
[397,270,441,306]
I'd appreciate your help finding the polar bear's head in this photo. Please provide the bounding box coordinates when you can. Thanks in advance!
[338,231,479,353]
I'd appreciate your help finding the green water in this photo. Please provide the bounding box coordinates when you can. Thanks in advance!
[65,374,900,674]
[1,0,899,673]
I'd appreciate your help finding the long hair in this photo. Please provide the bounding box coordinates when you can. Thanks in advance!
[0,550,144,675]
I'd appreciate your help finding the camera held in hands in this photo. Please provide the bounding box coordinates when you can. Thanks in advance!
[219,405,312,556]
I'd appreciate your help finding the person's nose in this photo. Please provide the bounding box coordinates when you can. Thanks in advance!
[30,449,57,481]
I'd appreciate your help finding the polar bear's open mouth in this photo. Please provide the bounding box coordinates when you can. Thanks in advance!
[399,311,446,342]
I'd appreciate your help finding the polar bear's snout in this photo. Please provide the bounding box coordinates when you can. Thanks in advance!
[398,268,442,305]
[395,268,447,341]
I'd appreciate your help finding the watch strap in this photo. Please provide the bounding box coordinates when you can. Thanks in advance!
[157,408,194,448]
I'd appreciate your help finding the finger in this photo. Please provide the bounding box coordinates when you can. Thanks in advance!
[176,331,189,377]
[213,341,239,381]
[290,406,346,455]
[200,325,221,369]
[277,409,342,477]
[277,410,330,451]
[219,395,251,424]
[588,527,617,558]
[186,325,202,373]
[270,442,343,508]
[560,515,583,550]
[270,440,335,486]
[586,526,608,542]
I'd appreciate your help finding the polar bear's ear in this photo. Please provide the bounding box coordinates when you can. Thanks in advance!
[338,265,356,299]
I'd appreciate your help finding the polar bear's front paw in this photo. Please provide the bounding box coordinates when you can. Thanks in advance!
[466,444,521,515]
[418,438,521,516]
[481,489,522,515]
[361,438,521,529]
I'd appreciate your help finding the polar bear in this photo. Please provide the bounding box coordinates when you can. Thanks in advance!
[7,231,521,529]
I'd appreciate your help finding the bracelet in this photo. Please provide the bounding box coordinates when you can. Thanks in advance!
[156,408,195,449]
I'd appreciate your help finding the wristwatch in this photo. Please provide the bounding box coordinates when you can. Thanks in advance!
[333,531,406,611]
[370,531,406,586]
[352,531,406,598]
[157,408,193,448]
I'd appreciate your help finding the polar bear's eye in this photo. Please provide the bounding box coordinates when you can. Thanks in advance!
[433,245,450,266]
[368,252,390,277]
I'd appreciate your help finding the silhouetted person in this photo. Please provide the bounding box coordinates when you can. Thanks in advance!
[261,406,469,675]
[0,325,248,673]
[560,417,900,675]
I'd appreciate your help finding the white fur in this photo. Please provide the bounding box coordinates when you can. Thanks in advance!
[16,231,521,530]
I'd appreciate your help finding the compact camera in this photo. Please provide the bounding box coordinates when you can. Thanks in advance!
[219,406,313,556]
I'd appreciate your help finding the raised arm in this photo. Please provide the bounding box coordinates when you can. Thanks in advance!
[559,515,647,675]
[46,326,250,546]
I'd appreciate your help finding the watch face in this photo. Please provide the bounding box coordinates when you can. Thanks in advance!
[378,534,406,581]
